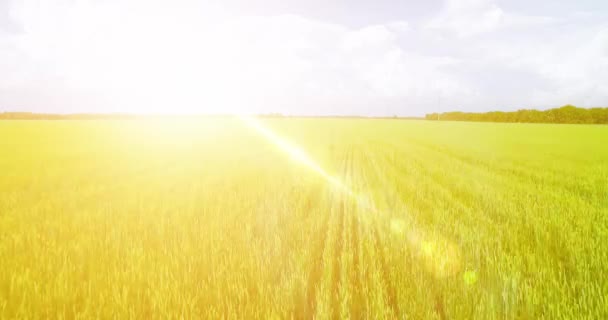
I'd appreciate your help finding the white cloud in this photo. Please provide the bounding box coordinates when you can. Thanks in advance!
[426,0,554,38]
[2,2,466,115]
[0,0,607,115]
[388,21,411,33]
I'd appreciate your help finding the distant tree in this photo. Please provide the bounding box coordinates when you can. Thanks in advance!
[425,105,608,124]
[425,113,439,120]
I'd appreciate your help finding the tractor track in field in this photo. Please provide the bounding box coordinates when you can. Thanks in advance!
[432,280,448,320]
[302,150,351,318]
[370,146,450,320]
[303,200,331,318]
[358,149,401,318]
[330,196,345,320]
[304,148,403,319]
[330,148,353,319]
[350,200,363,318]
[371,222,400,318]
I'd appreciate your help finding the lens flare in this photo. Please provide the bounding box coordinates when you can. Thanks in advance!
[239,115,462,279]
[239,115,349,193]
[390,218,407,235]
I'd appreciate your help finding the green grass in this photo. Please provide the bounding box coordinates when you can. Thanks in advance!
[1,119,607,319]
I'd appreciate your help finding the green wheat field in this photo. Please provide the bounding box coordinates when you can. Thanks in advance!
[1,118,607,319]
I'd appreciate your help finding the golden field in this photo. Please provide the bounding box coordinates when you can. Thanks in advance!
[1,118,607,319]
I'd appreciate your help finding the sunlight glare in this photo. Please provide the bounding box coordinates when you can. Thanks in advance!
[239,115,349,193]
[239,115,463,279]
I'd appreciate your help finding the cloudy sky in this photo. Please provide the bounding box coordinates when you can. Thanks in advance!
[1,0,607,116]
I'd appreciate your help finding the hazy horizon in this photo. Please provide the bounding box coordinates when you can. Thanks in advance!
[1,0,607,116]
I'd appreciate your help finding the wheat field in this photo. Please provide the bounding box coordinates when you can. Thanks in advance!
[1,118,607,319]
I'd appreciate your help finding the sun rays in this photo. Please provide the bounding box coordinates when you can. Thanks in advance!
[238,115,463,279]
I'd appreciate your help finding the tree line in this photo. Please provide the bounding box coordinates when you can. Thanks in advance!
[0,112,140,120]
[4,106,608,123]
[0,113,233,120]
[426,105,608,124]
[0,112,423,120]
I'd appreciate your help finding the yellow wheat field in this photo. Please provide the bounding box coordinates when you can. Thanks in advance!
[1,118,607,319]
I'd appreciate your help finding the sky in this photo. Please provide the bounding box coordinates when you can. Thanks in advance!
[0,0,607,116]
